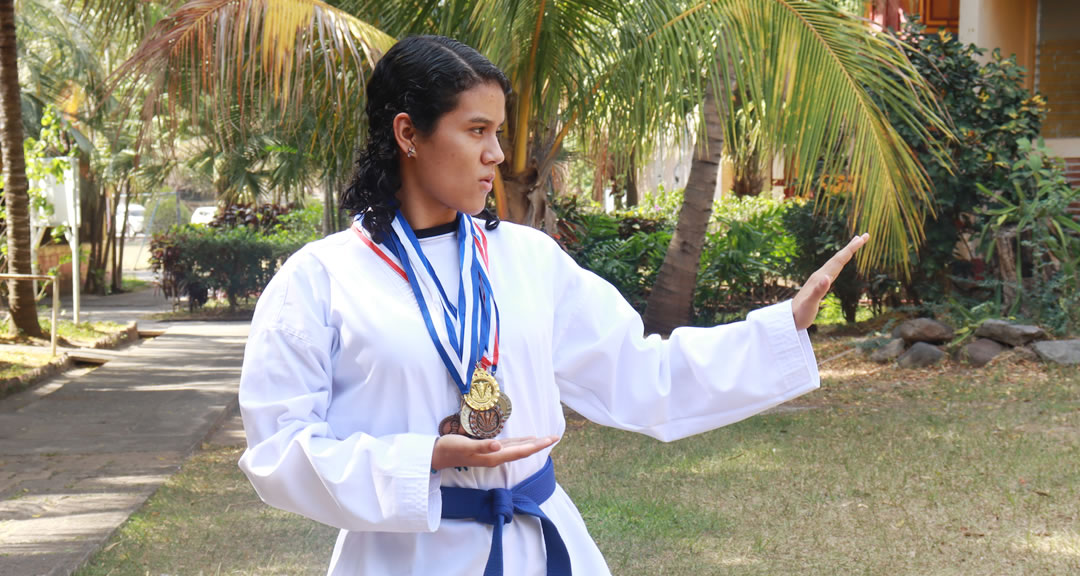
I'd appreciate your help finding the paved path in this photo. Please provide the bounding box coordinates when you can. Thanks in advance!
[0,312,249,576]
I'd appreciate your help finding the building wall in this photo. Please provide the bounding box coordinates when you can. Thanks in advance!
[958,0,1037,90]
[1037,0,1080,140]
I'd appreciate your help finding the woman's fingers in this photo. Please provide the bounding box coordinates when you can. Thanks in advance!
[791,233,870,331]
[475,436,558,466]
[433,434,559,470]
[820,233,869,281]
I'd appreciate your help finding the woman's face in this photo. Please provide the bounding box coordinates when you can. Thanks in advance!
[407,82,506,218]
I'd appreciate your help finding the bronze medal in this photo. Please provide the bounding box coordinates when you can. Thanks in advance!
[459,403,504,439]
[438,413,467,437]
[464,367,500,411]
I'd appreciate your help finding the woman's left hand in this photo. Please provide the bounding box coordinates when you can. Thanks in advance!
[791,233,870,331]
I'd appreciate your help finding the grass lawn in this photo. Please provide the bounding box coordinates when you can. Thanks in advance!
[122,275,150,292]
[0,318,127,385]
[0,317,127,347]
[76,341,1079,575]
[0,348,55,380]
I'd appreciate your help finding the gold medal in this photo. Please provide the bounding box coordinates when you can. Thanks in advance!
[463,366,500,411]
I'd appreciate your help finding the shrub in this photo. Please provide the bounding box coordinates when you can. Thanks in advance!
[150,202,321,310]
[694,196,798,324]
[783,200,866,324]
[885,22,1047,304]
[556,192,800,325]
[975,138,1080,333]
[554,194,672,313]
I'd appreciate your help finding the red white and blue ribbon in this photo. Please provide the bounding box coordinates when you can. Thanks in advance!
[353,211,500,396]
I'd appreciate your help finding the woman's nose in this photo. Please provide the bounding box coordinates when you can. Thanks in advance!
[484,137,505,165]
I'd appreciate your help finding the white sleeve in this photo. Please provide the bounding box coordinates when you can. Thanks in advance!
[550,247,819,442]
[237,253,442,533]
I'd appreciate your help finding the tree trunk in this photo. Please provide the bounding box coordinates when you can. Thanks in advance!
[503,165,552,230]
[85,176,108,295]
[624,154,638,207]
[733,149,766,198]
[643,87,724,336]
[0,0,43,338]
[112,181,131,292]
[322,172,333,237]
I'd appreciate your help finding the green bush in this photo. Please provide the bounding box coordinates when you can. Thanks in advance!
[783,200,866,324]
[975,138,1080,333]
[694,196,798,324]
[556,192,800,325]
[554,194,672,314]
[150,202,321,310]
[886,22,1046,304]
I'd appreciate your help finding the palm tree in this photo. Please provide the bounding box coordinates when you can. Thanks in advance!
[0,0,44,338]
[97,0,948,329]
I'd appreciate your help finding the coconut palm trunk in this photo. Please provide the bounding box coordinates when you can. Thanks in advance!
[643,87,724,336]
[0,0,43,338]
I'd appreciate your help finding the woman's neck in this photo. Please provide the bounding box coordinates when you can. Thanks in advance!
[397,183,458,231]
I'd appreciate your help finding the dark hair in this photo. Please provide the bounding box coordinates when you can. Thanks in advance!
[342,35,510,241]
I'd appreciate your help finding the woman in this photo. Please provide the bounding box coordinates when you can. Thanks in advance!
[238,35,867,575]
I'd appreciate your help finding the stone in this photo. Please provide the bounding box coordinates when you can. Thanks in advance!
[960,338,1006,367]
[1031,340,1080,365]
[897,318,954,344]
[870,338,906,364]
[973,319,1047,347]
[897,342,945,368]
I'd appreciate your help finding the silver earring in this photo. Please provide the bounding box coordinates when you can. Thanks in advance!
[407,146,416,158]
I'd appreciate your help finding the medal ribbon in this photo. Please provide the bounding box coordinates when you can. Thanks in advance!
[352,212,499,395]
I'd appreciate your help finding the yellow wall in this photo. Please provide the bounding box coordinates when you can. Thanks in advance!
[958,0,1037,90]
[1038,0,1080,139]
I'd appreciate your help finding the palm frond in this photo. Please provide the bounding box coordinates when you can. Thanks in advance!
[111,0,394,152]
[583,0,952,273]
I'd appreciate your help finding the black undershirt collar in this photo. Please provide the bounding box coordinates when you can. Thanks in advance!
[413,213,461,239]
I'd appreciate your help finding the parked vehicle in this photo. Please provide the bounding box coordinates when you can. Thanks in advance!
[190,206,217,226]
[115,203,146,237]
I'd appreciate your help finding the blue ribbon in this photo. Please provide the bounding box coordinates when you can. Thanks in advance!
[441,458,571,576]
[380,211,498,394]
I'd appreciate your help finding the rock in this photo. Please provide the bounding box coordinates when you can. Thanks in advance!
[1031,340,1080,365]
[898,342,945,368]
[973,319,1047,347]
[960,338,1006,367]
[897,318,954,344]
[870,338,906,364]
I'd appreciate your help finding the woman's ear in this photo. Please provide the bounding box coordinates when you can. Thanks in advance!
[393,113,416,158]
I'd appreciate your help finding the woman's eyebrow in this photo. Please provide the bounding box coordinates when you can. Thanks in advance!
[468,115,505,127]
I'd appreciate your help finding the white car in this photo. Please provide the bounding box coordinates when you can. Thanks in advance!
[190,206,218,226]
[115,203,146,237]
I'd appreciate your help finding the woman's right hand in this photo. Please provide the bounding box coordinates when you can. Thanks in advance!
[431,434,559,470]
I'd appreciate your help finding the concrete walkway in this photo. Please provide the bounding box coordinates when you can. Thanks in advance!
[0,286,250,576]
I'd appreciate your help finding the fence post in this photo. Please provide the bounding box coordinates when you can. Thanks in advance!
[51,274,58,357]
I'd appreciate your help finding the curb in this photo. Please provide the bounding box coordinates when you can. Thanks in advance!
[0,353,74,397]
[0,321,142,399]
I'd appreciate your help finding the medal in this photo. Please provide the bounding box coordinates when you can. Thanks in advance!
[439,413,467,436]
[464,364,500,411]
[356,212,510,438]
[460,402,504,438]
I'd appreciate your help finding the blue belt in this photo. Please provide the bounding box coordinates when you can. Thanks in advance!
[440,457,571,576]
